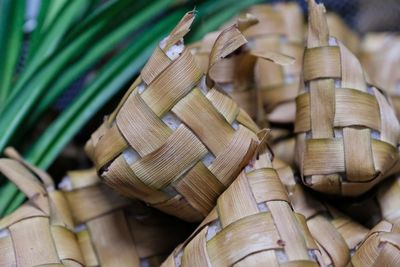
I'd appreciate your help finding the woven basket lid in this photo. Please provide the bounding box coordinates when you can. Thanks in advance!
[161,135,323,266]
[60,168,191,267]
[273,158,369,266]
[85,12,264,222]
[294,0,400,196]
[351,220,400,266]
[0,149,84,267]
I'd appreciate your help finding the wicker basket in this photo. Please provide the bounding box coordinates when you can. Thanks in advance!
[60,168,191,267]
[351,220,400,266]
[85,12,262,222]
[244,3,305,125]
[0,153,84,266]
[161,140,323,266]
[273,158,369,267]
[295,0,400,196]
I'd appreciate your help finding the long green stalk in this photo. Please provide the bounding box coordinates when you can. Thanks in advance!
[0,0,25,103]
[0,0,174,153]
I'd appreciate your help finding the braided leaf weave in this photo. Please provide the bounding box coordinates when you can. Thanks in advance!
[0,157,84,267]
[85,12,260,222]
[248,3,305,124]
[273,158,369,266]
[161,142,323,267]
[351,220,400,266]
[377,176,400,224]
[294,0,400,196]
[61,169,191,267]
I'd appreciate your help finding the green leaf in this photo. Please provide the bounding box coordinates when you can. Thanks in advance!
[0,0,25,103]
[0,182,18,217]
[0,9,187,217]
[16,1,92,99]
[0,0,174,153]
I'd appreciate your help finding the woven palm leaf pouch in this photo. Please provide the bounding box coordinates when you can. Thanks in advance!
[295,0,400,196]
[189,24,260,123]
[189,14,295,126]
[161,134,323,267]
[85,12,263,222]
[351,220,400,266]
[60,169,191,267]
[0,150,84,267]
[247,2,305,125]
[273,158,369,266]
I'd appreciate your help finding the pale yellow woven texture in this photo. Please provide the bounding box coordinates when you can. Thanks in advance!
[295,0,400,196]
[0,157,84,267]
[351,220,400,267]
[161,145,323,267]
[85,13,260,222]
[273,158,369,267]
[62,169,190,267]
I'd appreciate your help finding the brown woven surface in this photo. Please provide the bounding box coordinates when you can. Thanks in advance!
[271,135,296,167]
[85,12,261,222]
[326,12,360,55]
[161,140,323,267]
[247,3,304,124]
[294,0,400,196]
[376,176,400,225]
[0,151,84,267]
[61,169,191,267]
[190,30,260,122]
[360,34,400,119]
[190,13,296,126]
[351,220,400,266]
[273,158,369,267]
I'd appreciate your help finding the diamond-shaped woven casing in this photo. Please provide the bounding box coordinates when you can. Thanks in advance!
[294,0,400,196]
[85,13,260,222]
[247,3,304,124]
[161,142,323,267]
[273,158,369,266]
[60,169,191,267]
[0,155,84,267]
[351,220,400,266]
